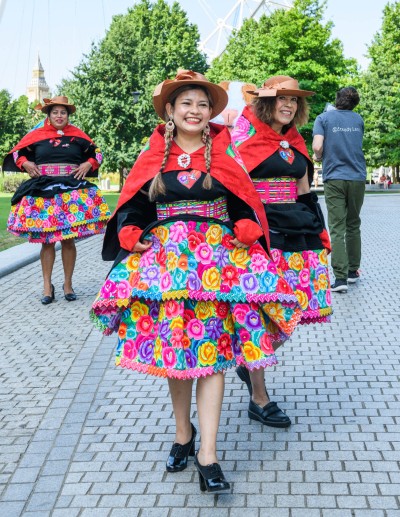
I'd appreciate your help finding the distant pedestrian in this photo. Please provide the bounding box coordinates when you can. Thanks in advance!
[384,175,391,190]
[312,87,366,292]
[3,96,110,304]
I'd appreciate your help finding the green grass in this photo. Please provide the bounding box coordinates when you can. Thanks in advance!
[0,192,121,252]
[0,194,21,251]
[103,192,119,213]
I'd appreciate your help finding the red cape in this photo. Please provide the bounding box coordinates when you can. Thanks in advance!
[232,106,313,179]
[107,122,271,253]
[3,118,98,172]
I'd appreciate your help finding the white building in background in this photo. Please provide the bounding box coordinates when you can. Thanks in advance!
[26,54,50,104]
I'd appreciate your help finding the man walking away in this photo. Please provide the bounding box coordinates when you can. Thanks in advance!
[312,87,366,293]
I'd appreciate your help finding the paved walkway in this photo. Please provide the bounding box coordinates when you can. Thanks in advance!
[0,195,399,517]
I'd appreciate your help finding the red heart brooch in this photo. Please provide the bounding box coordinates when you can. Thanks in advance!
[279,147,295,165]
[177,169,201,189]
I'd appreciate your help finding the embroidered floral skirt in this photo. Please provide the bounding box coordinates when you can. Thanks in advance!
[91,219,302,379]
[270,248,332,324]
[7,186,110,243]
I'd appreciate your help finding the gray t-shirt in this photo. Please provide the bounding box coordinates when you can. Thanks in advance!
[313,109,366,181]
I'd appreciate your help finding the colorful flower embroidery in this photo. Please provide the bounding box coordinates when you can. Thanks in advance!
[272,248,332,324]
[230,116,255,147]
[8,187,110,243]
[90,220,310,379]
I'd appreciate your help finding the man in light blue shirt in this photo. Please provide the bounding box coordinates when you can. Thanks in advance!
[312,87,366,293]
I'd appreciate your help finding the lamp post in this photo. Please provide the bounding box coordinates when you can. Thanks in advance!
[132,91,141,105]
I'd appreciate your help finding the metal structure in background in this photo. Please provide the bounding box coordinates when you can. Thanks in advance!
[0,0,7,23]
[199,0,293,60]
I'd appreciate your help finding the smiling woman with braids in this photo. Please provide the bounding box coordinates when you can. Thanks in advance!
[90,70,302,493]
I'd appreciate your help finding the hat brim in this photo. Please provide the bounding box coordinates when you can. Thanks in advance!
[153,80,228,121]
[41,104,76,114]
[247,88,315,98]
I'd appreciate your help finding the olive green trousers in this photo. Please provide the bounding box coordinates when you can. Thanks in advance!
[324,180,365,280]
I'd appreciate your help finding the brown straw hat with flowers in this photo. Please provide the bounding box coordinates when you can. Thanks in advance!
[35,96,76,114]
[153,69,228,120]
[247,75,315,98]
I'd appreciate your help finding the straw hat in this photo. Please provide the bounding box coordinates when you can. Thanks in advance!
[247,75,315,98]
[153,70,228,120]
[37,96,76,114]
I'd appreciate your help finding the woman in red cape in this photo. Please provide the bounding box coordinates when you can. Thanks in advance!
[230,76,333,428]
[90,71,302,493]
[3,96,110,303]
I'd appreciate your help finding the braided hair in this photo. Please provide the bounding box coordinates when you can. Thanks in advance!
[202,124,212,190]
[148,122,174,200]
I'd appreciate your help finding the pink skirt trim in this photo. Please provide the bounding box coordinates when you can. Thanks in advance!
[119,354,278,379]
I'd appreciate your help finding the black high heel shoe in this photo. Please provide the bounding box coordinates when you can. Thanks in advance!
[63,284,77,301]
[194,453,230,493]
[166,423,197,472]
[41,284,55,305]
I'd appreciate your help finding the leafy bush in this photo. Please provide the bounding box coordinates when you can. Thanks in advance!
[0,173,27,192]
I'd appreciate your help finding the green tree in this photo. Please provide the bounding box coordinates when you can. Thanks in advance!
[207,0,358,144]
[60,0,207,181]
[0,91,30,165]
[361,1,400,181]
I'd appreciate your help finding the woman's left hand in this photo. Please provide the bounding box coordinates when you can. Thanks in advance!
[132,239,152,252]
[230,237,248,249]
[73,162,92,179]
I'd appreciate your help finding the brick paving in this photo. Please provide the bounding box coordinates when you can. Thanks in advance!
[0,194,399,516]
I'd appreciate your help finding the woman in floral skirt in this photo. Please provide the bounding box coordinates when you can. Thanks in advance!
[4,96,110,304]
[90,71,302,493]
[231,75,332,427]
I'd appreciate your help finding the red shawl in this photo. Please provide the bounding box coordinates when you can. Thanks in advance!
[232,106,313,176]
[110,122,270,248]
[3,118,98,172]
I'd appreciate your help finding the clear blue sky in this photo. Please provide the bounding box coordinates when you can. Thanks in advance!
[0,0,388,99]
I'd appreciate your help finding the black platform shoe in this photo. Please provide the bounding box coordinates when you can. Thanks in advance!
[63,284,77,301]
[194,454,230,493]
[248,399,291,428]
[166,423,197,472]
[236,366,291,428]
[41,284,55,305]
